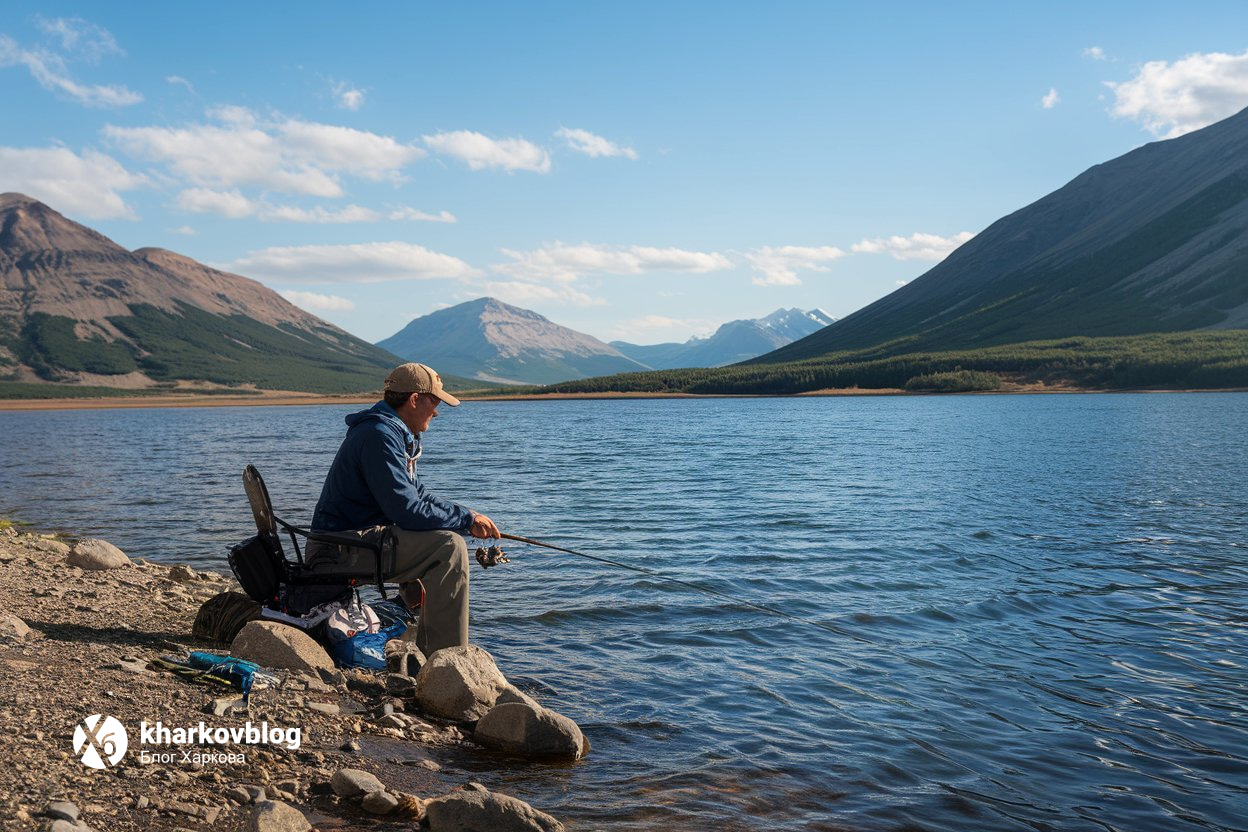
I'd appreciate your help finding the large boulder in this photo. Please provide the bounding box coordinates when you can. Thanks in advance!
[248,800,310,832]
[231,621,334,675]
[0,613,31,641]
[67,539,131,570]
[475,702,586,760]
[424,786,564,832]
[415,645,509,722]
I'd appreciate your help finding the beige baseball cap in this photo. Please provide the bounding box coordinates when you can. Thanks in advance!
[384,362,460,406]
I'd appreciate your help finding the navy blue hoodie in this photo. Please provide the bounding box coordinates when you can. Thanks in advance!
[311,401,474,533]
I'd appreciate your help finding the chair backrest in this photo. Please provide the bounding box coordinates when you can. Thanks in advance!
[243,465,277,537]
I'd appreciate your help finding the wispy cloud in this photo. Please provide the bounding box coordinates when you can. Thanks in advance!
[105,107,426,196]
[1083,46,1107,61]
[851,231,974,261]
[332,80,364,111]
[172,186,455,224]
[494,242,732,283]
[0,27,141,108]
[612,314,711,341]
[423,130,551,173]
[555,127,638,160]
[0,145,148,218]
[229,242,479,284]
[1041,87,1060,109]
[33,16,122,61]
[166,75,194,92]
[1106,49,1248,138]
[479,281,603,307]
[744,245,846,287]
[279,290,356,311]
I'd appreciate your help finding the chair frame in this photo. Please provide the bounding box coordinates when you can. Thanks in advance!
[243,464,390,600]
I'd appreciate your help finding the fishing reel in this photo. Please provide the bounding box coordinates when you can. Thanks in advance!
[474,542,510,569]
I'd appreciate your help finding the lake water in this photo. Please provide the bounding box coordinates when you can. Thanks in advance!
[2,394,1245,831]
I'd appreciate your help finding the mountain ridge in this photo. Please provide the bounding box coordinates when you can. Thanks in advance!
[612,307,835,369]
[0,193,404,393]
[757,106,1248,364]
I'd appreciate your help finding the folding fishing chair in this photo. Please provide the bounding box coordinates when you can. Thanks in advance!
[228,465,392,616]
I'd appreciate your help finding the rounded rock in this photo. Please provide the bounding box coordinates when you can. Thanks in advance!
[68,538,132,570]
[248,800,310,832]
[0,612,31,641]
[330,768,385,797]
[475,702,586,760]
[362,790,400,815]
[231,621,334,675]
[414,645,509,722]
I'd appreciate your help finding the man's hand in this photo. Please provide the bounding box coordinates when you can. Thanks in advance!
[469,513,501,540]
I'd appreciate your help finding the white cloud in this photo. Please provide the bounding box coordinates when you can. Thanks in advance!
[612,314,711,341]
[229,242,479,284]
[744,245,846,287]
[33,16,122,61]
[260,203,381,223]
[166,75,194,92]
[332,81,364,110]
[105,107,426,196]
[1106,49,1248,138]
[175,187,256,218]
[851,231,974,261]
[494,242,732,283]
[1084,46,1107,61]
[0,145,148,218]
[423,130,551,173]
[479,281,602,307]
[171,188,456,224]
[1042,88,1060,109]
[388,206,456,223]
[279,290,356,311]
[555,127,638,160]
[171,225,196,236]
[0,33,141,108]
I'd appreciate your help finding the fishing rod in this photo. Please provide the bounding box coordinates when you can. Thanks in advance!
[484,532,877,644]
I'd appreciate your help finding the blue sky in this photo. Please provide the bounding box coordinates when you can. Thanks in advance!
[4,1,1248,344]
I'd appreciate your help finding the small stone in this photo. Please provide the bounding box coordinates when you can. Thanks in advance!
[203,806,222,824]
[305,702,339,716]
[339,739,362,753]
[225,787,250,805]
[208,697,245,717]
[67,538,132,570]
[244,785,267,803]
[48,821,80,832]
[377,713,407,729]
[275,779,300,794]
[249,800,310,832]
[362,790,400,815]
[385,673,416,696]
[135,796,150,810]
[0,613,31,641]
[169,564,197,582]
[330,768,385,797]
[43,801,79,822]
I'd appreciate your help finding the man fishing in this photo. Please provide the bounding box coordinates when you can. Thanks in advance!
[308,362,501,655]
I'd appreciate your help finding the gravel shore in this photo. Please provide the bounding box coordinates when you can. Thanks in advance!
[0,524,521,831]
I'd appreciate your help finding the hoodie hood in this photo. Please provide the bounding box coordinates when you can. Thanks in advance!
[346,401,419,447]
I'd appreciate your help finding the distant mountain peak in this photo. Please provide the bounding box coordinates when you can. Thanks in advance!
[612,307,836,369]
[377,297,648,385]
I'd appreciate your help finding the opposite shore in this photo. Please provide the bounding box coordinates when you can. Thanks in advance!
[2,383,1243,412]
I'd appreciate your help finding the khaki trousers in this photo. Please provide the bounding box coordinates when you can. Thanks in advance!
[306,527,469,655]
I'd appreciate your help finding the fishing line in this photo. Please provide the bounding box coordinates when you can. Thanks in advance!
[496,532,879,645]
